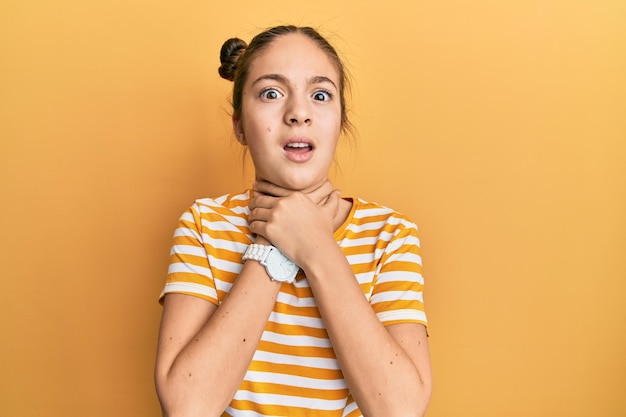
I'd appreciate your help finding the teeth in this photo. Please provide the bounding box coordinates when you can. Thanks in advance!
[287,143,309,148]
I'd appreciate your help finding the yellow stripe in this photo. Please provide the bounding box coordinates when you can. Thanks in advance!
[256,340,337,359]
[161,193,426,415]
[238,379,347,399]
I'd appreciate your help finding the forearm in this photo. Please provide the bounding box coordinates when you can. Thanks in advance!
[303,246,430,417]
[156,261,281,417]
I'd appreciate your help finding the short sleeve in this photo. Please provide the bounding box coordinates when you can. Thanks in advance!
[369,218,427,327]
[159,204,219,305]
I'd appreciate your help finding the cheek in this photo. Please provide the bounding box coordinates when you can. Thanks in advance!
[328,113,343,137]
[246,143,265,166]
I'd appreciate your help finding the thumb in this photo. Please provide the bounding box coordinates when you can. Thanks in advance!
[323,189,341,214]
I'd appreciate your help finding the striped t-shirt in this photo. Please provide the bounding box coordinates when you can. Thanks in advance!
[161,190,427,416]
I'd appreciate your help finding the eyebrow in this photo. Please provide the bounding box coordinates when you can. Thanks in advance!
[251,74,338,90]
[309,75,338,90]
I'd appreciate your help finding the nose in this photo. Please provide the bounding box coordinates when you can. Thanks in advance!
[284,95,311,126]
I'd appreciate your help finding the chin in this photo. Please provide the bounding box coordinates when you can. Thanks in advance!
[274,176,327,193]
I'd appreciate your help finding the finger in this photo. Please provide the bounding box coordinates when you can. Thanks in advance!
[323,189,341,213]
[248,207,272,223]
[253,181,291,197]
[248,219,267,239]
[248,193,277,211]
[325,190,343,231]
[253,234,272,246]
[306,180,334,205]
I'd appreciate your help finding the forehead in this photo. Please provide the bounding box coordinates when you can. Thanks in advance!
[247,33,340,85]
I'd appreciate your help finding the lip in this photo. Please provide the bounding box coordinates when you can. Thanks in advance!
[283,137,314,163]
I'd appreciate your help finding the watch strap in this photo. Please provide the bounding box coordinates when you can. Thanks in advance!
[242,243,273,263]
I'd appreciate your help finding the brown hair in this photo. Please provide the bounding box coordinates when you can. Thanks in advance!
[218,25,353,136]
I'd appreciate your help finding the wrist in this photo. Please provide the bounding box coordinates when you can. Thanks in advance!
[298,238,343,277]
[242,243,299,284]
[254,235,271,246]
[240,259,283,288]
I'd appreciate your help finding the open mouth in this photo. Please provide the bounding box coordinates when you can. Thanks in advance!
[284,142,313,152]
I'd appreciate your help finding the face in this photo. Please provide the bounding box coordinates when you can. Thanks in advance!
[233,33,342,192]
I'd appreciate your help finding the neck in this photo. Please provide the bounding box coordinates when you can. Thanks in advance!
[254,176,330,195]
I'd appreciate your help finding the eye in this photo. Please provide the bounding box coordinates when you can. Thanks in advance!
[260,88,283,100]
[312,90,332,102]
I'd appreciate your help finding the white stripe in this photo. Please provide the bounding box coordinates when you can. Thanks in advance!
[342,399,359,417]
[385,252,422,265]
[221,214,249,226]
[370,290,423,304]
[401,233,420,245]
[377,309,427,324]
[179,211,196,222]
[230,205,249,215]
[345,220,387,233]
[245,370,346,390]
[207,256,243,274]
[385,235,418,253]
[343,230,394,243]
[224,407,281,417]
[196,196,225,206]
[173,225,201,241]
[168,262,211,277]
[276,291,316,307]
[383,215,416,229]
[192,191,250,221]
[269,312,324,329]
[200,219,245,234]
[211,194,229,205]
[339,236,378,246]
[161,282,217,300]
[233,390,347,410]
[379,230,396,242]
[354,271,375,285]
[196,197,243,210]
[213,277,234,293]
[352,206,392,218]
[252,350,340,370]
[262,330,331,348]
[195,202,250,226]
[345,252,377,265]
[293,278,312,289]
[210,238,248,252]
[230,191,250,201]
[170,244,206,257]
[377,270,424,285]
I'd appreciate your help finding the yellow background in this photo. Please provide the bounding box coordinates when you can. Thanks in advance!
[1,1,625,416]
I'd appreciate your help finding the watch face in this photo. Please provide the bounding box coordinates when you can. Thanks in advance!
[266,249,299,282]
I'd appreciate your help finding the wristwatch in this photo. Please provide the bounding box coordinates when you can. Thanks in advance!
[242,243,299,283]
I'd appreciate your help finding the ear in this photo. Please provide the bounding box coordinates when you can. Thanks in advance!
[232,116,246,145]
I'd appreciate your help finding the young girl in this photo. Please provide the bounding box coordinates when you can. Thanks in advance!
[155,25,432,417]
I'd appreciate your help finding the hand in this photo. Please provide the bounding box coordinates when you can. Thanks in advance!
[252,180,345,230]
[252,180,334,204]
[248,181,341,268]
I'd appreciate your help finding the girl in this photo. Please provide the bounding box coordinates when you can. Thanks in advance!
[155,25,432,417]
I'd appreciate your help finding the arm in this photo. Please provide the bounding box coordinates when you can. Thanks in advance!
[155,251,281,417]
[303,247,432,417]
[155,183,338,417]
[249,182,432,416]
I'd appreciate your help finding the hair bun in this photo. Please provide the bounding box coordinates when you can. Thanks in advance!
[218,38,247,81]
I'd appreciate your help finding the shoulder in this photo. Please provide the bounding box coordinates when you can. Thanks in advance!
[175,190,251,233]
[351,198,419,232]
[192,190,251,212]
[184,190,251,219]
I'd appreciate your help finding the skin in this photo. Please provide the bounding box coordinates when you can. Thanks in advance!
[155,33,432,417]
[232,33,343,194]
